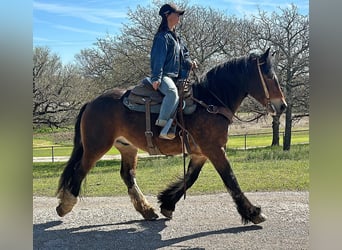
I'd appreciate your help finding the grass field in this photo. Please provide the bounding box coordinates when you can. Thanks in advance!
[33,115,309,156]
[33,144,309,197]
[33,129,309,157]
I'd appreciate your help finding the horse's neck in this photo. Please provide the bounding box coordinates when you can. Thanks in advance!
[194,81,246,114]
[230,96,245,114]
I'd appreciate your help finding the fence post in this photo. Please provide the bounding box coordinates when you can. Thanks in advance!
[51,146,54,163]
[244,134,247,150]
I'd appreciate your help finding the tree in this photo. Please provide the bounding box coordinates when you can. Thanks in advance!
[250,5,309,149]
[75,2,242,88]
[180,5,238,69]
[33,46,97,128]
[75,4,158,90]
[74,3,309,151]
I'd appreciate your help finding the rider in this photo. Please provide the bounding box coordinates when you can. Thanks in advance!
[150,3,197,139]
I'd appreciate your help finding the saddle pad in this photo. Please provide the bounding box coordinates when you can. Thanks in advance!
[123,97,161,114]
[129,84,163,105]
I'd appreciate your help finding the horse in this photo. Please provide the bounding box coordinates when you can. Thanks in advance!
[56,48,287,225]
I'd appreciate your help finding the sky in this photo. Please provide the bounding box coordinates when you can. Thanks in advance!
[33,0,309,64]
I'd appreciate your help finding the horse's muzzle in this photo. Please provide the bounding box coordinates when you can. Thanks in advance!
[268,98,287,115]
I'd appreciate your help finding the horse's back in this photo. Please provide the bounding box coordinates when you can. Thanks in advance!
[96,88,128,101]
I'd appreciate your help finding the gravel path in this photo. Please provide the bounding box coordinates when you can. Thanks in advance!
[33,191,309,250]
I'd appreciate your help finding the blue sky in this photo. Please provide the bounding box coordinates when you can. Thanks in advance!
[33,0,309,64]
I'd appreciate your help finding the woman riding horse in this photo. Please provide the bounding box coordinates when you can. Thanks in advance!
[56,48,287,225]
[151,3,197,139]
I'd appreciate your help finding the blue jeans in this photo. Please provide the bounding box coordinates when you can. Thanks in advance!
[157,76,179,122]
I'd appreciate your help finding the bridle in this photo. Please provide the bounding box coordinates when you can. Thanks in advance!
[191,56,275,123]
[255,57,278,116]
[207,57,273,122]
[256,58,270,102]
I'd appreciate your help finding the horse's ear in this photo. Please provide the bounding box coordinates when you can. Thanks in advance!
[265,48,271,57]
[260,48,271,62]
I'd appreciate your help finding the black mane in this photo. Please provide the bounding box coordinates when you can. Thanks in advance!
[193,52,262,111]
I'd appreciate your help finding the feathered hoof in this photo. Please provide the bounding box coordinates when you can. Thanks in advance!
[56,189,77,217]
[142,208,159,221]
[161,208,173,219]
[56,204,70,217]
[251,212,267,224]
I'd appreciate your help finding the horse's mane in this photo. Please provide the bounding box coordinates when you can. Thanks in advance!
[194,52,261,108]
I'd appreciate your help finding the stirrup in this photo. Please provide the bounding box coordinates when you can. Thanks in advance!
[159,132,176,140]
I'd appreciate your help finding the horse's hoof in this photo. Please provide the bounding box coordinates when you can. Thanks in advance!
[142,208,159,221]
[56,189,77,217]
[161,208,173,219]
[56,204,68,217]
[252,212,267,224]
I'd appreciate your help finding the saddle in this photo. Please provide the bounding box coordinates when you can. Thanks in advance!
[122,77,234,155]
[122,77,197,155]
[123,77,196,114]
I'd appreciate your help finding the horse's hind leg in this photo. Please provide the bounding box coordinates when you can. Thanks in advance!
[158,154,207,219]
[56,151,100,217]
[56,104,115,217]
[115,138,158,220]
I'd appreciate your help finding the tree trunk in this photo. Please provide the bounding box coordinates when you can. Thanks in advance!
[283,104,292,151]
[271,114,280,146]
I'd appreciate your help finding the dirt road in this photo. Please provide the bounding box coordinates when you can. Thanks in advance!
[33,191,309,249]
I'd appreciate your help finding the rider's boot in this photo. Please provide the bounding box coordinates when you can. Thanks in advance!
[157,118,176,140]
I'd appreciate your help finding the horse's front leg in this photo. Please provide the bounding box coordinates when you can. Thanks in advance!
[158,154,207,219]
[116,139,158,220]
[208,147,266,224]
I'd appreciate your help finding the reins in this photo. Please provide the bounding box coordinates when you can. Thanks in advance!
[208,89,266,123]
[231,58,270,122]
[176,79,189,200]
[199,58,270,123]
[232,111,266,123]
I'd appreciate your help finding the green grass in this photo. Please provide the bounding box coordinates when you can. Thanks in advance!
[33,129,309,157]
[33,146,121,157]
[33,144,309,197]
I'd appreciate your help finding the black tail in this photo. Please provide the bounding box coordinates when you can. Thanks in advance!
[56,103,88,196]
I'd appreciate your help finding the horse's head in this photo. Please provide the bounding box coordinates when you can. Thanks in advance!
[249,48,287,116]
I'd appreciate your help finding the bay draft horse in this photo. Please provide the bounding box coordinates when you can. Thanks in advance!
[56,48,287,224]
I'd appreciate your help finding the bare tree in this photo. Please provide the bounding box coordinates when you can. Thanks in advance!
[74,3,308,151]
[76,35,145,90]
[75,4,158,90]
[33,46,97,128]
[75,2,242,88]
[249,5,309,149]
[180,6,238,69]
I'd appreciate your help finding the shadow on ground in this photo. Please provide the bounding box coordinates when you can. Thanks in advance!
[34,219,262,249]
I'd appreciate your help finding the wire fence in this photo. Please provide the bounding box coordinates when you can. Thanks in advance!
[228,129,309,150]
[33,129,309,162]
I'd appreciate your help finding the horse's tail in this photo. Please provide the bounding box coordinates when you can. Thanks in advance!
[56,103,88,196]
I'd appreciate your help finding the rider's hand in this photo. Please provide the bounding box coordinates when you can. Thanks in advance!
[191,60,198,69]
[152,81,160,90]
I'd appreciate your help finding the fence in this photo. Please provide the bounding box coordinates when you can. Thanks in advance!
[228,129,309,150]
[33,129,309,162]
